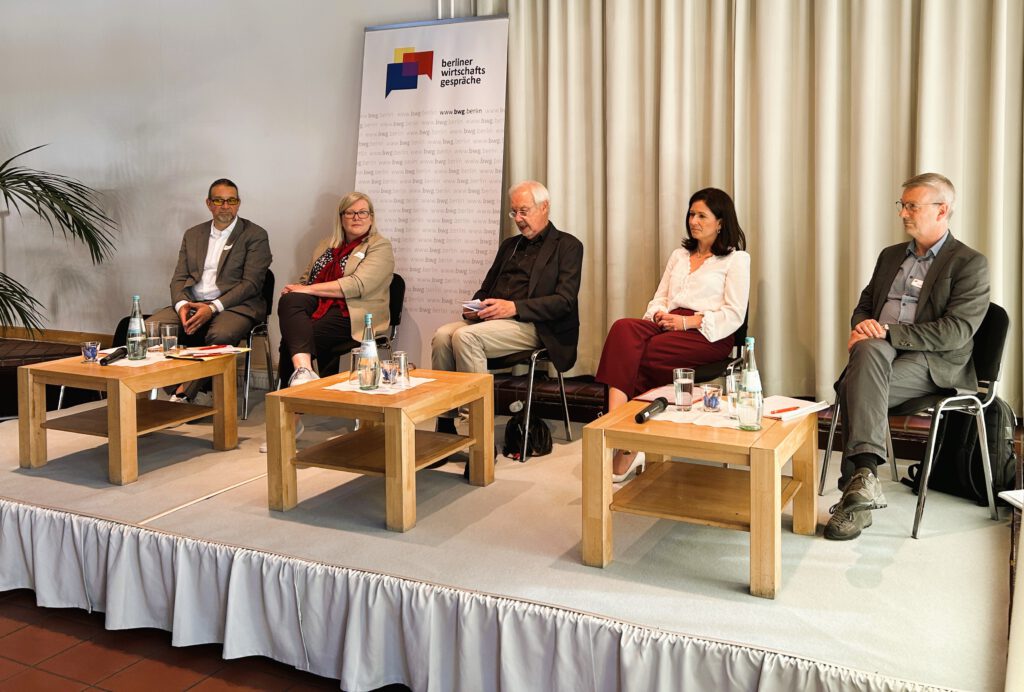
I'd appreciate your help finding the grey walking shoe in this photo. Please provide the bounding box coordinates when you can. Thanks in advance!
[823,502,873,540]
[840,468,887,511]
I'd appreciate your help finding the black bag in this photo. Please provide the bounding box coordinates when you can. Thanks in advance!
[503,408,552,461]
[902,397,1017,505]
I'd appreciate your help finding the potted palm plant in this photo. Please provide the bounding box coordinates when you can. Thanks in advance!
[0,145,117,332]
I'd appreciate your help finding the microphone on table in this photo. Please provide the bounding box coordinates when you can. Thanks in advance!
[635,397,668,424]
[99,347,128,366]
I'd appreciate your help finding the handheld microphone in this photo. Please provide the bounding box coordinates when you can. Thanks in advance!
[100,347,128,366]
[635,397,668,424]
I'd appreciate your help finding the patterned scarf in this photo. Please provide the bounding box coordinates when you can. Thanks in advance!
[309,233,367,320]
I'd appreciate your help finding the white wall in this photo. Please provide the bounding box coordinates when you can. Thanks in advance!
[0,0,467,338]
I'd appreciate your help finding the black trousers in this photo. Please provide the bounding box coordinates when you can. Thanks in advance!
[277,292,356,384]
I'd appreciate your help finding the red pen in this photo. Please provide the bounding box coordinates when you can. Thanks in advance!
[771,406,799,415]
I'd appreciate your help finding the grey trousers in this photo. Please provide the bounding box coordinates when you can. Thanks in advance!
[837,339,940,481]
[150,306,255,398]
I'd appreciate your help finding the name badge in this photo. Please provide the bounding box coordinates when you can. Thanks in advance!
[910,278,924,289]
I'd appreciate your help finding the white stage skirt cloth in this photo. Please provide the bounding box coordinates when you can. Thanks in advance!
[0,498,937,692]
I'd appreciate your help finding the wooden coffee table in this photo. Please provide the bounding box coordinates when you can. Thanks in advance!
[18,354,238,484]
[265,369,494,532]
[581,400,817,598]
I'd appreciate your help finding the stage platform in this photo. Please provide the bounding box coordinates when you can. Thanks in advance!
[0,398,1013,691]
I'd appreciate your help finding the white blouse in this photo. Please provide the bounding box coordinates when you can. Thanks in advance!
[642,248,750,343]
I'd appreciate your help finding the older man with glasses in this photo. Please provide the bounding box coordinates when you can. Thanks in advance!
[825,172,990,540]
[431,180,583,434]
[150,178,272,403]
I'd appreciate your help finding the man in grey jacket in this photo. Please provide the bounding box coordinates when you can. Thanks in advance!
[825,172,990,540]
[150,179,272,401]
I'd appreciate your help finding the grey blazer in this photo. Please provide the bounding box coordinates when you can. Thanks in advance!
[170,217,273,321]
[851,232,989,393]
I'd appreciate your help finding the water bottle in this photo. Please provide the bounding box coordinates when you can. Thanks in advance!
[126,295,147,360]
[737,336,763,431]
[358,313,380,390]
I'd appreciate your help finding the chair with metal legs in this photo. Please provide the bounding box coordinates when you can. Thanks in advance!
[242,269,275,420]
[487,347,572,462]
[818,302,1008,538]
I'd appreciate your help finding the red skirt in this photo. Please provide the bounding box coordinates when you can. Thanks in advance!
[595,308,735,400]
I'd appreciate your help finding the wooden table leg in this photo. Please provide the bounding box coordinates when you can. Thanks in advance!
[749,447,781,598]
[212,357,238,451]
[582,425,613,567]
[466,389,494,486]
[17,367,47,469]
[106,380,138,485]
[384,407,416,532]
[791,415,818,536]
[266,398,297,511]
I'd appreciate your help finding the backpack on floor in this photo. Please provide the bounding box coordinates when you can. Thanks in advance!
[503,403,552,462]
[902,397,1017,505]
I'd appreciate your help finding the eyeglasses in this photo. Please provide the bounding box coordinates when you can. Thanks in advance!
[341,210,372,220]
[895,201,943,214]
[208,197,240,206]
[508,206,535,219]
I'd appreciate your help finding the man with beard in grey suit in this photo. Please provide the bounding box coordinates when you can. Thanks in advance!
[150,179,272,402]
[825,172,989,540]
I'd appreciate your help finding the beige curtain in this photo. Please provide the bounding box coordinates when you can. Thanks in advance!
[487,0,1023,410]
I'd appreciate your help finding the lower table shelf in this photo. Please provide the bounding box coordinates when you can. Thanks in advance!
[610,460,801,532]
[42,399,215,437]
[293,426,475,476]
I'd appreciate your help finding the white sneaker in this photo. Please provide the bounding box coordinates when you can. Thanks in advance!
[169,393,189,403]
[288,367,320,387]
[259,419,304,453]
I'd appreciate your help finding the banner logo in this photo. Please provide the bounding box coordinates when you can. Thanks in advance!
[385,47,433,97]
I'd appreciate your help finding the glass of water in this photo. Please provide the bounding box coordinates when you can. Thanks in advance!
[160,323,179,352]
[673,367,695,411]
[145,321,161,351]
[725,371,740,417]
[348,347,363,384]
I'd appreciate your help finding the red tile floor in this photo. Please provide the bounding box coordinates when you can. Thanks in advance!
[0,589,410,692]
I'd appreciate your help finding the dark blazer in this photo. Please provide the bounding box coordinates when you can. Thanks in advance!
[170,217,273,322]
[851,232,989,393]
[474,222,584,372]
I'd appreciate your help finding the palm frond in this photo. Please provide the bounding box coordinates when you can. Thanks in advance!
[0,144,117,263]
[0,271,44,333]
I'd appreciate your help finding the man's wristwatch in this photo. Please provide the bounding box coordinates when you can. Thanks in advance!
[882,323,891,341]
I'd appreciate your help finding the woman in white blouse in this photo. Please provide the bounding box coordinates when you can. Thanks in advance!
[595,187,750,480]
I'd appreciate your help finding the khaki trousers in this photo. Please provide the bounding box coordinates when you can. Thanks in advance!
[431,318,540,374]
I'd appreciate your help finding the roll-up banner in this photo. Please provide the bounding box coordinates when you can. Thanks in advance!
[355,16,510,364]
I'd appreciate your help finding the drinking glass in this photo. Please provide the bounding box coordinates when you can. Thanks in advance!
[81,341,100,363]
[145,321,161,351]
[348,347,363,383]
[380,359,399,386]
[673,367,695,410]
[393,351,411,387]
[703,384,722,412]
[160,323,179,352]
[725,371,740,417]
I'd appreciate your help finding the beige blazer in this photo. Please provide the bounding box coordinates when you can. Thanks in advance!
[299,230,394,340]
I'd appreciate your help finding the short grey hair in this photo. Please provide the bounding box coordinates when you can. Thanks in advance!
[902,172,955,218]
[508,180,550,206]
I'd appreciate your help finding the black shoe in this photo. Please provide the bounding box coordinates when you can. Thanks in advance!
[462,447,498,479]
[436,417,458,435]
